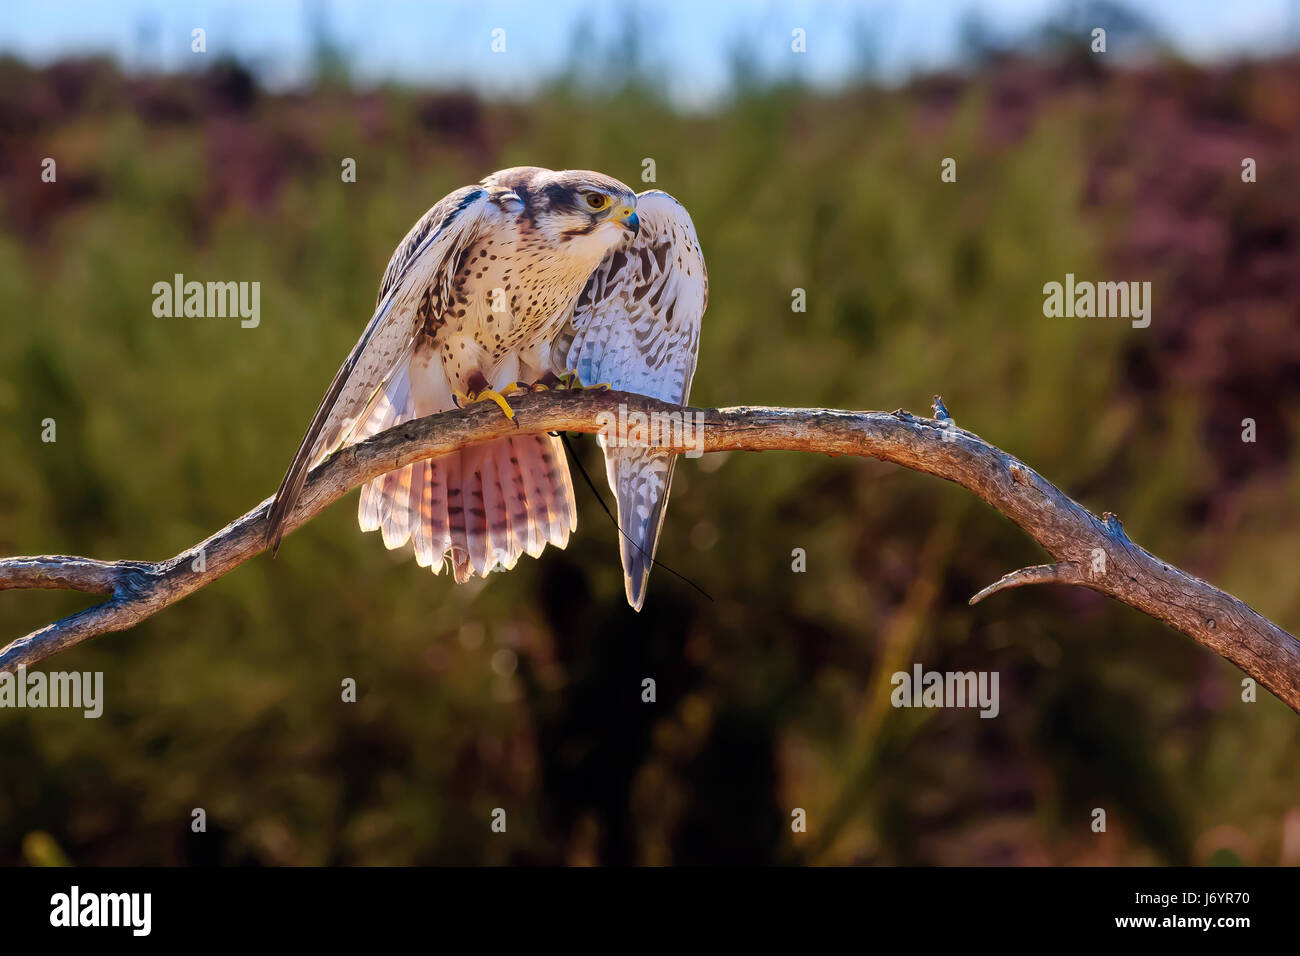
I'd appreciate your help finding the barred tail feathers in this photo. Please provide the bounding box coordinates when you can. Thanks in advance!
[360,435,575,580]
[601,440,677,612]
[374,434,575,578]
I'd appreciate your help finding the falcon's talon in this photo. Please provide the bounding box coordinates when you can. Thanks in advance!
[455,387,518,422]
[548,370,609,391]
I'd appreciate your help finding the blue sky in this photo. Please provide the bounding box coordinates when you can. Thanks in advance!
[2,1,1298,103]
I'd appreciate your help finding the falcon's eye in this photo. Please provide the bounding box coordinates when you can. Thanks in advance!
[584,193,610,211]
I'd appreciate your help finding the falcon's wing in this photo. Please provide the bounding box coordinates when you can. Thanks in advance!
[552,190,708,610]
[265,185,497,552]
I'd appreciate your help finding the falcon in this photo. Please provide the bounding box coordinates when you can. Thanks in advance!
[264,167,707,610]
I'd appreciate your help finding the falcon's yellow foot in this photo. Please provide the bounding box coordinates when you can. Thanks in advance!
[549,370,612,391]
[452,383,525,422]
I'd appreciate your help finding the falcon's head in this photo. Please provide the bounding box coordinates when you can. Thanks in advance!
[486,167,640,258]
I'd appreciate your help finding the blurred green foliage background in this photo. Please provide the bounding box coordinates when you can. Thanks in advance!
[1,40,1299,865]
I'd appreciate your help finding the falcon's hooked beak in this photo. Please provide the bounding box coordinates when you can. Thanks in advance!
[615,204,640,236]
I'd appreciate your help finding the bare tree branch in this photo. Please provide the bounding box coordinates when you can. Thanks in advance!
[2,390,1298,713]
[968,562,1084,605]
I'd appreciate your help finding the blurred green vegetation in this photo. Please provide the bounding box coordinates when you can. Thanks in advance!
[1,52,1298,865]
